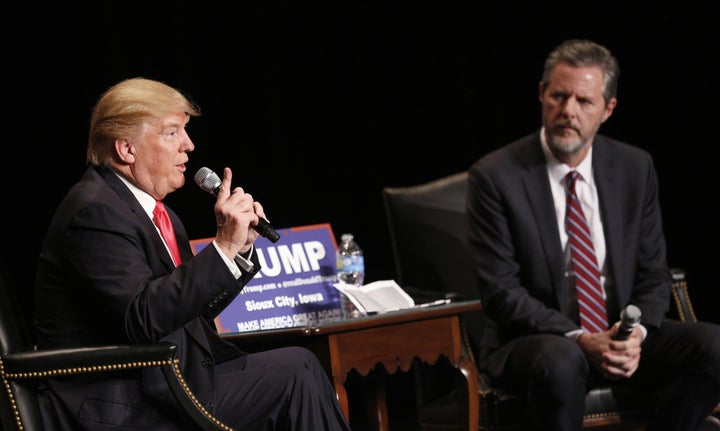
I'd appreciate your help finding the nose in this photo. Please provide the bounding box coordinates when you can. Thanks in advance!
[181,129,195,152]
[561,96,579,118]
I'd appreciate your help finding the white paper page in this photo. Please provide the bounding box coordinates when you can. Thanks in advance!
[333,280,415,313]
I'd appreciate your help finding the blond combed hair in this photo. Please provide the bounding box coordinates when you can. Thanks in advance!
[87,77,201,166]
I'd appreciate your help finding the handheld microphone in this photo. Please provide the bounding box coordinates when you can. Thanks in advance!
[614,304,641,340]
[194,167,281,243]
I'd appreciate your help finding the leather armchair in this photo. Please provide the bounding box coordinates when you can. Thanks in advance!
[0,267,233,431]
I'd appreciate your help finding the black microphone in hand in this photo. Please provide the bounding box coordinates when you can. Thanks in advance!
[194,167,281,243]
[614,304,641,340]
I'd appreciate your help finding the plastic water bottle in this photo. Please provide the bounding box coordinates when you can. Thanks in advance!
[336,233,365,318]
[336,233,365,286]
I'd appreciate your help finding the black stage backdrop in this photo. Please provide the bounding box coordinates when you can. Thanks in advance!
[6,2,718,323]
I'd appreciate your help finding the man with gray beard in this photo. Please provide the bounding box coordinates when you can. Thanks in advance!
[467,39,720,431]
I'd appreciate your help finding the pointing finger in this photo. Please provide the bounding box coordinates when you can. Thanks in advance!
[218,167,233,199]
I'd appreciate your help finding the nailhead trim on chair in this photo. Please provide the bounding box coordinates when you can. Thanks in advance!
[1,356,25,431]
[2,358,173,379]
[166,359,235,431]
[671,279,697,323]
[582,408,655,425]
[0,357,235,431]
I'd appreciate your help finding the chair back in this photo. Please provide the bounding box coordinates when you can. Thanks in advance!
[382,171,476,300]
[0,265,44,431]
[382,171,487,358]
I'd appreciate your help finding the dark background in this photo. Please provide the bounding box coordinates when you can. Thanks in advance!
[6,1,718,325]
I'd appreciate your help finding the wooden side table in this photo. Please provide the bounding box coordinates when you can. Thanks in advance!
[224,300,481,431]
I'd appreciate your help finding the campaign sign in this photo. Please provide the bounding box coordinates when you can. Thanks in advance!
[190,223,343,334]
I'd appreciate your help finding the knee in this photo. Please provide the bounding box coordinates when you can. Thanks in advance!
[525,336,587,403]
[284,346,324,368]
[275,346,329,381]
[530,337,588,384]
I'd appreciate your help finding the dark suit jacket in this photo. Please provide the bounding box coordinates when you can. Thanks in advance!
[34,165,260,430]
[467,131,671,362]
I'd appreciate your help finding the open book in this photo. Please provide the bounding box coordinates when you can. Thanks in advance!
[332,280,451,314]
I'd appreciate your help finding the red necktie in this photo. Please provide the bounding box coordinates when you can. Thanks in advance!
[153,200,182,266]
[565,171,608,333]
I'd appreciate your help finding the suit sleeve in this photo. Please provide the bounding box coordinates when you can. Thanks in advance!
[65,201,259,344]
[622,155,671,331]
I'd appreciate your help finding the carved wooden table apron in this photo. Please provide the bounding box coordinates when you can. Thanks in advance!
[223,300,482,431]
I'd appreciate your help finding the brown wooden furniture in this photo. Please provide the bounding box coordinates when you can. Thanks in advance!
[222,300,482,431]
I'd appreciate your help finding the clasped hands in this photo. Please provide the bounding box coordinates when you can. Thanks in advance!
[576,322,643,380]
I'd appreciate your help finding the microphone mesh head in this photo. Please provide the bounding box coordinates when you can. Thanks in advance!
[621,304,642,325]
[194,167,221,194]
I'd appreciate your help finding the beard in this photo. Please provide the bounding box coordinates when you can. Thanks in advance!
[545,122,595,158]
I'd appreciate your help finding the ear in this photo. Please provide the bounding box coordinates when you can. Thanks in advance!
[538,81,545,103]
[115,139,136,164]
[601,97,617,123]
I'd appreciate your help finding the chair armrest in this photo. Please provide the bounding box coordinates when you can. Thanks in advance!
[2,342,177,376]
[1,342,230,431]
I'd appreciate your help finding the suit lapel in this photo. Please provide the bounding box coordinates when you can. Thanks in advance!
[592,137,623,315]
[97,166,178,270]
[516,136,568,306]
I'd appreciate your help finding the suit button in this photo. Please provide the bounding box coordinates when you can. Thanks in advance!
[202,357,214,368]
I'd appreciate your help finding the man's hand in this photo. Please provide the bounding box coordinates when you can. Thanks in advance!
[213,167,266,260]
[576,324,642,379]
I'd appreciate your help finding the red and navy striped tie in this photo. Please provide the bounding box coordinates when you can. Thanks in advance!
[566,171,608,333]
